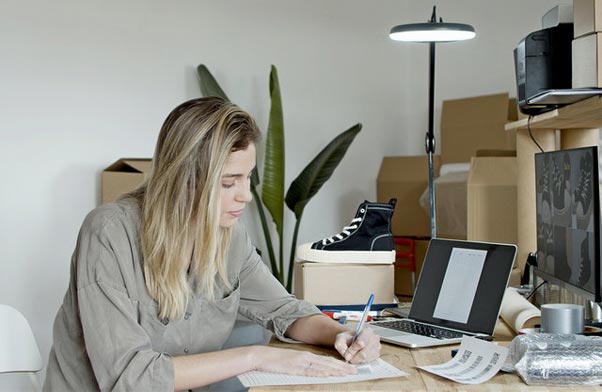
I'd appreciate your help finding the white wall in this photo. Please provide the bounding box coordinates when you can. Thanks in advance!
[0,0,566,385]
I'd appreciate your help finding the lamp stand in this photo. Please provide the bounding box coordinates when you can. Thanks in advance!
[426,41,437,239]
[389,5,476,239]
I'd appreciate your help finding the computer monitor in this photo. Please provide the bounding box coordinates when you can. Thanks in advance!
[534,146,601,302]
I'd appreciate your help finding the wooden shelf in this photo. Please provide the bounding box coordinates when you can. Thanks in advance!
[505,95,602,131]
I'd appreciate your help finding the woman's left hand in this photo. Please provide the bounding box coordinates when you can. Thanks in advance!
[333,327,381,364]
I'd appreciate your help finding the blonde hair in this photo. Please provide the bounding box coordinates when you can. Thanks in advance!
[129,97,260,320]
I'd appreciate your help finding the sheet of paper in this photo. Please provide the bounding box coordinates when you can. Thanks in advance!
[433,248,487,323]
[238,358,407,387]
[417,336,508,384]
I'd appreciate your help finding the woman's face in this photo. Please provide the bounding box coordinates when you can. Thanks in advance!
[219,143,256,228]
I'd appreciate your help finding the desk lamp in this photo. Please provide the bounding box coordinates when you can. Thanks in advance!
[390,6,475,238]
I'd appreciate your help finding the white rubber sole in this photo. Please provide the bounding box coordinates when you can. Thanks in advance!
[296,243,396,264]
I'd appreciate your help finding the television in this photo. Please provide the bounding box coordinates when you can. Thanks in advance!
[534,146,601,303]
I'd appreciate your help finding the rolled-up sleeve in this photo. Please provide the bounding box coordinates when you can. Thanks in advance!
[234,226,321,342]
[76,212,174,391]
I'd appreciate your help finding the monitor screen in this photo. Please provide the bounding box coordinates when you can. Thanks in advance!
[535,146,601,302]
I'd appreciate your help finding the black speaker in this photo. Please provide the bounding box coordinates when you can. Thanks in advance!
[514,23,573,115]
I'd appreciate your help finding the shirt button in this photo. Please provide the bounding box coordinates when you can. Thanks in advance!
[184,312,191,320]
[184,348,189,354]
[161,317,169,325]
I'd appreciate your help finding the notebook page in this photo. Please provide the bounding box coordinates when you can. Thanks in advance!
[238,358,407,387]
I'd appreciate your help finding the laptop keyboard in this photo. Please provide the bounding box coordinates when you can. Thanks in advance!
[372,319,464,340]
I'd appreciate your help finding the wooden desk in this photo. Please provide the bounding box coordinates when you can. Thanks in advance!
[251,319,602,391]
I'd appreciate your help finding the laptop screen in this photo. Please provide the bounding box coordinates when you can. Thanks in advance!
[408,239,517,335]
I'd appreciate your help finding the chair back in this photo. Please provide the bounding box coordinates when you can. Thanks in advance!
[0,304,43,374]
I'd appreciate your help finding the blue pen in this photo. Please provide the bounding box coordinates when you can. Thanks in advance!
[351,293,374,345]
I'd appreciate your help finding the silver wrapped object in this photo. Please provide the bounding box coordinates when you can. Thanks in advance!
[510,334,602,385]
[509,333,585,364]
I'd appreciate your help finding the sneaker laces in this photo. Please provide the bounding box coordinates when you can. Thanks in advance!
[322,217,362,245]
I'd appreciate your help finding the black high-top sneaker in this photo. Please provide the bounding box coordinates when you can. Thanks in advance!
[295,199,397,263]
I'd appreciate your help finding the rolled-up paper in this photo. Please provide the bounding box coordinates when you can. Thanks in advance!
[500,287,541,333]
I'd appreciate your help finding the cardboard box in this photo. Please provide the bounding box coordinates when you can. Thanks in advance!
[572,32,602,88]
[377,156,440,237]
[467,157,518,262]
[433,170,468,239]
[293,262,395,306]
[574,0,602,39]
[439,93,517,165]
[102,158,152,204]
[417,169,469,239]
[394,239,429,297]
[377,93,518,238]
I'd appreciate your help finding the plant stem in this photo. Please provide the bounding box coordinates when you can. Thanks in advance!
[251,188,278,278]
[286,215,302,292]
[278,231,284,284]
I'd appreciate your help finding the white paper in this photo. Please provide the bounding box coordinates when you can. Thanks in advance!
[433,248,487,323]
[238,358,407,387]
[418,336,508,384]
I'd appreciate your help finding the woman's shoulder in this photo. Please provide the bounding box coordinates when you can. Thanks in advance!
[81,197,141,237]
[75,198,143,287]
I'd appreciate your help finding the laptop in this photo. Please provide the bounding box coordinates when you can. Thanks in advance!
[370,238,517,348]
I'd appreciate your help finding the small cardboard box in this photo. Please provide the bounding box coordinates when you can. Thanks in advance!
[394,239,429,297]
[574,0,602,39]
[467,156,518,261]
[101,158,152,204]
[572,32,602,88]
[293,262,395,306]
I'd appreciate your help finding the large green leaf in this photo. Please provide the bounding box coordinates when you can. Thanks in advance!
[285,124,361,218]
[261,65,285,237]
[197,64,230,101]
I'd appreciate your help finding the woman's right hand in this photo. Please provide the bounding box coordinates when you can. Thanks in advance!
[252,346,358,377]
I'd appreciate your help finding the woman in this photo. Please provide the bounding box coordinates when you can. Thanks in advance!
[44,97,381,391]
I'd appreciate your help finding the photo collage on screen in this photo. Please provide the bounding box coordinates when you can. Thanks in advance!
[536,148,596,293]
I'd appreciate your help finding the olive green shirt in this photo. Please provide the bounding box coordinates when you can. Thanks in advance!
[44,198,320,391]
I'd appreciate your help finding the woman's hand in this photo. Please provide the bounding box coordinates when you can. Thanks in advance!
[253,346,357,377]
[334,327,381,364]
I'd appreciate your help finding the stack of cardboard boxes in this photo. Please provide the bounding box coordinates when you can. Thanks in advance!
[377,93,522,297]
[573,0,602,88]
